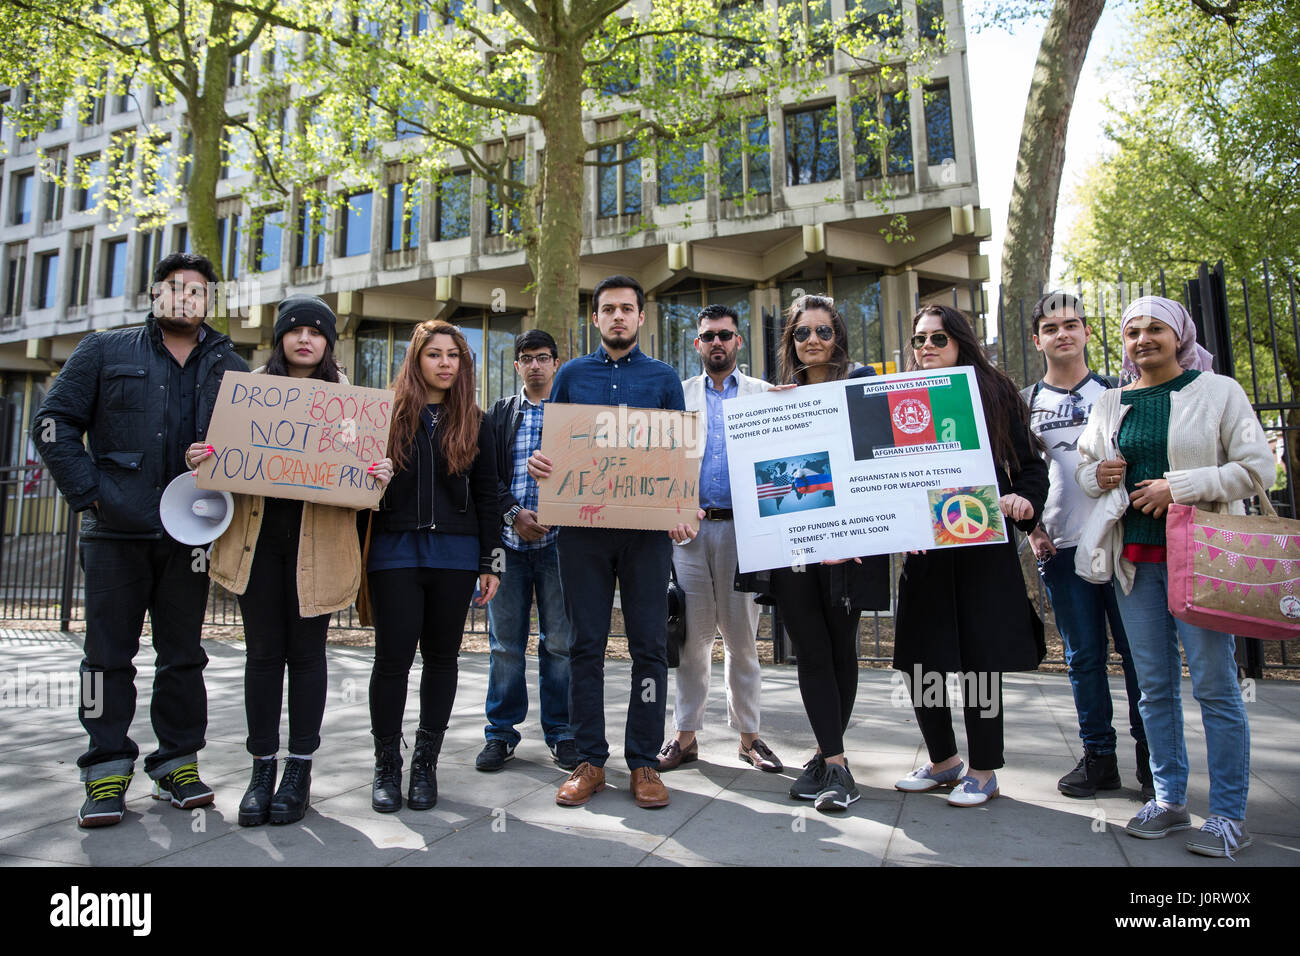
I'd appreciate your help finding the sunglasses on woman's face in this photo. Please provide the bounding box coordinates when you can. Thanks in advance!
[910,331,950,350]
[697,330,736,343]
[793,325,835,343]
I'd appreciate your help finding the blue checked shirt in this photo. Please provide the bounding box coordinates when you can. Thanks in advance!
[698,371,737,509]
[503,391,554,551]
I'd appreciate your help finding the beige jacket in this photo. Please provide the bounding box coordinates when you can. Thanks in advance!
[1073,371,1272,594]
[209,370,362,617]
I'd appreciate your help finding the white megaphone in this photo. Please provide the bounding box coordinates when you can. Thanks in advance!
[160,472,235,545]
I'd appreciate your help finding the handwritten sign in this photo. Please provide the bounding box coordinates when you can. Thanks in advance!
[195,371,393,509]
[537,403,701,532]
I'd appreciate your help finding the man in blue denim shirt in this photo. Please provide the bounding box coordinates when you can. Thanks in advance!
[528,275,695,810]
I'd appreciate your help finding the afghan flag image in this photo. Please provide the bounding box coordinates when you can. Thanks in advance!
[846,376,981,461]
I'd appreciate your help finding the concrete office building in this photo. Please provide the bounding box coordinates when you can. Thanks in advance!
[0,0,988,469]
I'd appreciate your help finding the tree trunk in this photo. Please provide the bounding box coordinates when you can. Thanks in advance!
[530,38,588,357]
[184,3,235,330]
[1000,0,1106,380]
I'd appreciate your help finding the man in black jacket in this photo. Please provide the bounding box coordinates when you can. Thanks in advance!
[478,330,576,773]
[32,252,249,828]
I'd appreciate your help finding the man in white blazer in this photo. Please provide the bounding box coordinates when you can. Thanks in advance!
[657,304,783,773]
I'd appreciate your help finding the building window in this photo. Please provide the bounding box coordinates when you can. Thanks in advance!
[720,116,771,198]
[255,209,284,272]
[387,181,421,252]
[108,132,135,197]
[228,51,251,88]
[658,140,704,205]
[35,252,59,309]
[173,223,191,255]
[719,0,764,69]
[657,280,754,380]
[102,239,127,298]
[68,231,92,307]
[136,228,163,293]
[296,197,326,267]
[216,211,242,278]
[221,121,251,180]
[149,137,174,196]
[845,0,903,43]
[785,104,840,185]
[779,0,833,59]
[113,83,133,114]
[11,171,34,225]
[917,0,944,40]
[597,140,642,218]
[435,171,471,241]
[3,245,27,317]
[486,160,523,237]
[341,191,373,257]
[41,150,67,223]
[924,82,955,164]
[853,90,913,177]
[73,154,103,212]
[394,100,425,139]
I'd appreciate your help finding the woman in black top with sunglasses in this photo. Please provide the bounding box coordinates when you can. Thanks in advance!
[892,305,1048,806]
[746,295,891,812]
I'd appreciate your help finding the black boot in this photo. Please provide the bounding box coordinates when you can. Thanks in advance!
[1136,740,1155,801]
[237,757,277,827]
[270,757,312,824]
[1057,748,1122,797]
[372,733,404,813]
[408,728,443,811]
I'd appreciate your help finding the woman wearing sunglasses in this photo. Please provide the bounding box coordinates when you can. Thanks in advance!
[741,294,890,812]
[893,305,1049,806]
[365,321,501,813]
[1075,296,1270,857]
[206,295,394,826]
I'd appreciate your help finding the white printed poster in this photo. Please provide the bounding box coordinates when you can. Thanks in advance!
[724,368,1005,573]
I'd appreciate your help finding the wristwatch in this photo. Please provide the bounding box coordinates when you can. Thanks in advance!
[504,504,523,527]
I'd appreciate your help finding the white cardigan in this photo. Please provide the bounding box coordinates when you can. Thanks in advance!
[1073,371,1273,593]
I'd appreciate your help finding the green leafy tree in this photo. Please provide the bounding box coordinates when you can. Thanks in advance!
[0,0,281,295]
[1060,0,1300,459]
[250,0,944,344]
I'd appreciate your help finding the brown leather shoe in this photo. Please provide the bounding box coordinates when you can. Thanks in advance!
[556,762,606,807]
[630,767,670,808]
[739,738,784,773]
[656,737,699,771]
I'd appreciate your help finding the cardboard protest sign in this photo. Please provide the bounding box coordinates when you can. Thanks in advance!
[537,403,701,532]
[195,371,393,509]
[725,368,1004,572]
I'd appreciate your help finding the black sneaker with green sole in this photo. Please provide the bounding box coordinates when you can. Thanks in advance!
[78,772,133,828]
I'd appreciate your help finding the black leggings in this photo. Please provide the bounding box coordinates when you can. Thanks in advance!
[771,566,860,758]
[239,519,329,757]
[368,567,478,738]
[903,669,1005,771]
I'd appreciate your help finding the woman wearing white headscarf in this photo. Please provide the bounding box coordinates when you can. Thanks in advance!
[1075,295,1272,858]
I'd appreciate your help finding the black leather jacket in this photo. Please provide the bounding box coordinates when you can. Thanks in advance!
[372,408,502,573]
[485,392,526,521]
[32,316,248,539]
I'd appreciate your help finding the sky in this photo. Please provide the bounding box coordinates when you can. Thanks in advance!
[964,1,1130,292]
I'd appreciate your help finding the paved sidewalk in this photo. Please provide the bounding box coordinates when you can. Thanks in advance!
[0,629,1296,866]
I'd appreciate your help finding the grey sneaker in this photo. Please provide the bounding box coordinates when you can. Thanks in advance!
[1125,799,1192,839]
[814,762,860,813]
[789,753,827,800]
[1186,816,1252,860]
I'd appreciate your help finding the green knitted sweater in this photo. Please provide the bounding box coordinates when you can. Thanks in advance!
[1118,369,1201,546]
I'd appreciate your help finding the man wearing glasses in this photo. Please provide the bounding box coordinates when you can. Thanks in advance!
[657,305,785,775]
[1023,292,1151,801]
[480,330,578,773]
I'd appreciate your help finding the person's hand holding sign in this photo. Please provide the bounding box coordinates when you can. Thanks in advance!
[185,442,214,471]
[670,509,704,544]
[367,457,394,489]
[999,493,1034,522]
[527,450,553,480]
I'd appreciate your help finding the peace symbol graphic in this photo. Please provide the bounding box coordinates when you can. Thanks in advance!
[941,494,990,540]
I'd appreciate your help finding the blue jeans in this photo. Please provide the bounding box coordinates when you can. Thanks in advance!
[1039,546,1145,753]
[1114,562,1250,819]
[484,542,573,749]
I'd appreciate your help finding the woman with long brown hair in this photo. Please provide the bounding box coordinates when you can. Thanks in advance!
[893,304,1048,806]
[365,320,501,813]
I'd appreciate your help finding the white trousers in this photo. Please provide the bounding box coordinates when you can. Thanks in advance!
[670,519,763,734]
